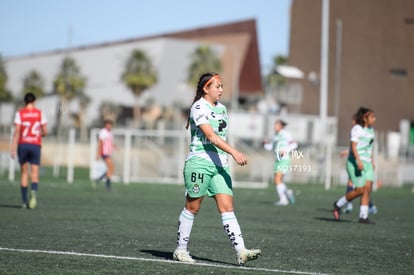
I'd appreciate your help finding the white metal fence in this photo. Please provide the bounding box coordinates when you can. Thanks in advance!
[88,128,270,188]
[2,113,414,188]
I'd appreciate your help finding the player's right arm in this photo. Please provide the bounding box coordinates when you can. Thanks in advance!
[96,129,105,160]
[97,139,103,160]
[10,111,21,159]
[350,125,364,170]
[351,141,363,170]
[198,123,247,166]
[10,124,21,159]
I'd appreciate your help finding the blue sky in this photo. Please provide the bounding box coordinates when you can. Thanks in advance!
[0,0,291,73]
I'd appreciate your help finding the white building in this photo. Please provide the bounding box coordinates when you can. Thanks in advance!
[5,38,224,129]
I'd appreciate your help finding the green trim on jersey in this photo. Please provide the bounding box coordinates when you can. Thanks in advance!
[360,126,375,162]
[270,129,293,173]
[186,98,229,167]
[348,125,375,163]
[271,129,293,161]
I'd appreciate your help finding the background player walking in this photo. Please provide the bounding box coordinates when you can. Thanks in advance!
[11,92,48,209]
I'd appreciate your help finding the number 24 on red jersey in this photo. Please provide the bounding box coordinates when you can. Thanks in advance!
[14,108,47,145]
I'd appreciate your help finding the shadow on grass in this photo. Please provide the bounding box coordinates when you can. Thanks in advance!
[0,204,23,209]
[140,250,234,265]
[140,250,171,260]
[315,207,336,213]
[314,217,352,223]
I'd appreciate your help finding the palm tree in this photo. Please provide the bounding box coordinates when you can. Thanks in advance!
[0,54,13,103]
[77,91,91,142]
[98,101,121,123]
[21,70,45,99]
[121,49,157,128]
[187,45,222,87]
[53,56,87,136]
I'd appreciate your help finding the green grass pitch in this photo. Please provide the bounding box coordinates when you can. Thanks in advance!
[0,168,413,274]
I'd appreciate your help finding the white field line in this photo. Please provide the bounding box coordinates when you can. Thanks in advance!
[0,247,331,275]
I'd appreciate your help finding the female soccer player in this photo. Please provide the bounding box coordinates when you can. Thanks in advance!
[96,119,114,191]
[333,107,376,224]
[173,72,261,265]
[11,92,48,209]
[341,114,377,214]
[264,120,298,206]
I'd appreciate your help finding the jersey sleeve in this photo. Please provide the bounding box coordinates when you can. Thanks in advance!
[13,111,21,125]
[191,103,210,127]
[98,129,107,140]
[350,125,363,143]
[40,110,48,125]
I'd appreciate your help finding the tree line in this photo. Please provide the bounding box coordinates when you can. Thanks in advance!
[0,45,286,139]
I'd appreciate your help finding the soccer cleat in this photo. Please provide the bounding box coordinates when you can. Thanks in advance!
[173,249,195,263]
[29,191,37,209]
[286,189,295,204]
[368,205,378,215]
[358,218,375,224]
[343,202,353,214]
[333,202,341,220]
[22,203,28,209]
[237,248,262,265]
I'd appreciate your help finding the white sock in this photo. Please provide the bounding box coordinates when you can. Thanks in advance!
[277,183,288,203]
[336,196,349,208]
[360,205,369,219]
[176,208,195,250]
[221,211,245,253]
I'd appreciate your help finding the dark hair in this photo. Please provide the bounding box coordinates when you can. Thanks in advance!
[355,107,373,126]
[104,119,113,126]
[185,72,219,129]
[24,92,36,105]
[276,119,287,127]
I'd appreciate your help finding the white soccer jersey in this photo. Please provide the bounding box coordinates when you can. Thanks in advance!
[186,97,229,167]
[348,124,374,162]
[98,128,113,156]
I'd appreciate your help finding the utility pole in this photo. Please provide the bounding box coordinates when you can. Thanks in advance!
[320,0,331,190]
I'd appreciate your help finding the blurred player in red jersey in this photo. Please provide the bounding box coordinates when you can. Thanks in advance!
[11,92,48,209]
[96,119,114,191]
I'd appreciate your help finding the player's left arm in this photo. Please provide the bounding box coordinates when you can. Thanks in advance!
[41,123,48,137]
[371,150,375,170]
[40,111,48,136]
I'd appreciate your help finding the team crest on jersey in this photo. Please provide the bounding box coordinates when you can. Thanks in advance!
[192,184,200,193]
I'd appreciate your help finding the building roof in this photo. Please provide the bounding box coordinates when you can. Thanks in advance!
[7,18,263,98]
[5,19,263,128]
